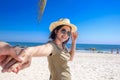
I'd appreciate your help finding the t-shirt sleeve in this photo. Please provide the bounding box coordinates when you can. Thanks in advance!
[47,41,58,56]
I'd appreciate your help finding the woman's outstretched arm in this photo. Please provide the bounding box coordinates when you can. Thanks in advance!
[25,43,53,57]
[1,42,53,73]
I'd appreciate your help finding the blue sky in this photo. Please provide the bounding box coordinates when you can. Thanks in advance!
[0,0,120,44]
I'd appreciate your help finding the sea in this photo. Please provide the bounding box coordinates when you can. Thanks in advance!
[7,42,120,53]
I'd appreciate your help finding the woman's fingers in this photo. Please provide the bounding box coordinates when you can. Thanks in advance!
[1,58,17,72]
[7,60,31,74]
[71,32,78,41]
[7,63,21,73]
[19,60,31,70]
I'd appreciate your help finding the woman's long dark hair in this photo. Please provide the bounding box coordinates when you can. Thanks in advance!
[49,25,71,44]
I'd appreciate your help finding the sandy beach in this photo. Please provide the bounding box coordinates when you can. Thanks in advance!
[0,51,120,80]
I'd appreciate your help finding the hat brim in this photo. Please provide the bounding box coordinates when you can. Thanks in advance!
[49,22,77,32]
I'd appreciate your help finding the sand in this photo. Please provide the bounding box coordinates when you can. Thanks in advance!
[0,51,120,80]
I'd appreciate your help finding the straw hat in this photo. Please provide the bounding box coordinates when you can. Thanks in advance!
[49,18,77,32]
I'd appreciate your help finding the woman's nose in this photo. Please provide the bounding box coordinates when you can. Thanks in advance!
[63,33,68,38]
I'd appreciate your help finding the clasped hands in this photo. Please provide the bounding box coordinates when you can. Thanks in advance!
[0,42,31,74]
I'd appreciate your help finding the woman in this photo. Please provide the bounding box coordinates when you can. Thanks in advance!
[1,18,78,80]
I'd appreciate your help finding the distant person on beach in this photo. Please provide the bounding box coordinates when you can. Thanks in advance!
[116,49,119,54]
[0,18,78,80]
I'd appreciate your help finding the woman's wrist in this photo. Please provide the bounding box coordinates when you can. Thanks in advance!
[24,47,33,57]
[13,47,25,55]
[72,41,76,44]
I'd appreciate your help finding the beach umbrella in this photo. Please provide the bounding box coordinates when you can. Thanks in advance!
[38,0,47,22]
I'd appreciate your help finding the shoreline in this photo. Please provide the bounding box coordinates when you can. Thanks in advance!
[8,42,120,54]
[76,49,120,54]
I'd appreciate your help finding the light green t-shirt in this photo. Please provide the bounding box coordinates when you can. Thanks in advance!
[47,41,71,80]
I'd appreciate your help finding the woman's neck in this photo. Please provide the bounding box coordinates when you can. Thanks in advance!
[54,39,62,45]
[54,39,64,49]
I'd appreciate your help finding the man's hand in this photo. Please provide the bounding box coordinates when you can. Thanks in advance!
[2,49,32,73]
[0,42,22,66]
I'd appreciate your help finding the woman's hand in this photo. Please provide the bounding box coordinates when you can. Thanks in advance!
[1,48,32,73]
[71,32,78,43]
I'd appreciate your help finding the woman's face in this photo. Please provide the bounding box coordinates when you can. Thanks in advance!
[55,25,71,43]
